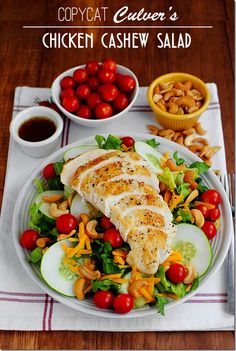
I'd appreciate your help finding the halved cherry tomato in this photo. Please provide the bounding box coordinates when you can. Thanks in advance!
[98,84,118,102]
[202,221,217,240]
[166,263,187,283]
[60,88,75,101]
[87,93,102,109]
[196,204,209,219]
[95,103,113,119]
[20,229,40,250]
[122,136,135,148]
[60,76,76,89]
[100,216,114,230]
[93,290,114,309]
[103,228,123,248]
[208,207,221,221]
[62,96,79,112]
[98,69,116,84]
[56,214,78,234]
[114,92,129,111]
[86,60,100,75]
[201,189,221,206]
[73,68,88,84]
[76,85,91,100]
[118,75,136,93]
[76,105,92,119]
[43,163,56,179]
[102,58,117,72]
[113,294,134,314]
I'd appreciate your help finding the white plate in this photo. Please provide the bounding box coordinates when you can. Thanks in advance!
[12,133,233,318]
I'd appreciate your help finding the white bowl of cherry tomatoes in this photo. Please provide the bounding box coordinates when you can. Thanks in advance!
[51,59,139,127]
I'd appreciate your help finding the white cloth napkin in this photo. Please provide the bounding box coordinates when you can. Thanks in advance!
[0,86,234,331]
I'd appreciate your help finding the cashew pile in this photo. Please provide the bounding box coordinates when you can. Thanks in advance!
[147,122,221,168]
[153,80,204,115]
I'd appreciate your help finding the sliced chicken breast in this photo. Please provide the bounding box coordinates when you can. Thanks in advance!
[61,149,175,274]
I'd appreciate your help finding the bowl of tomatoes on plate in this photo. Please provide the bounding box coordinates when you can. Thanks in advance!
[51,59,139,127]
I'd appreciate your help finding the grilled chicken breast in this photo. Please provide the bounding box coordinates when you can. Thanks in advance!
[61,149,176,274]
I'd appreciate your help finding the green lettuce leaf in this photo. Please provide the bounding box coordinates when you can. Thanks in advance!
[29,247,43,263]
[95,135,106,148]
[95,134,122,150]
[189,161,210,174]
[33,178,45,193]
[156,295,169,315]
[177,183,191,198]
[145,138,160,148]
[158,167,176,190]
[173,151,185,166]
[53,162,64,175]
[91,279,120,293]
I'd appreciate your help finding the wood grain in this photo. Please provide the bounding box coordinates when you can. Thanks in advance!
[0,0,234,349]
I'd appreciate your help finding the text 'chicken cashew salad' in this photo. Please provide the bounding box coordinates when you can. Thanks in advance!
[19,134,222,315]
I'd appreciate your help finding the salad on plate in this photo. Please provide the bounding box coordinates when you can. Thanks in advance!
[18,134,222,315]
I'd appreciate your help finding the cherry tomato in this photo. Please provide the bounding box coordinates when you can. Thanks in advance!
[19,229,39,250]
[122,136,135,148]
[76,105,92,119]
[166,263,187,283]
[118,75,136,93]
[115,73,123,84]
[102,58,117,72]
[114,92,129,111]
[103,228,123,248]
[98,69,116,84]
[208,207,221,221]
[100,216,114,230]
[202,221,217,240]
[95,103,113,119]
[201,189,221,206]
[56,214,78,234]
[38,100,51,107]
[86,60,100,75]
[87,75,100,91]
[60,88,75,101]
[62,96,79,112]
[73,68,88,84]
[43,163,56,179]
[93,290,114,309]
[196,204,209,219]
[98,84,118,102]
[60,76,76,89]
[87,93,102,109]
[76,85,91,100]
[113,294,134,314]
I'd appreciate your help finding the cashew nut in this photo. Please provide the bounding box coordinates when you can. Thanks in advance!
[176,96,195,108]
[173,131,183,142]
[185,189,199,204]
[194,122,206,135]
[188,106,199,113]
[128,280,148,298]
[58,200,69,210]
[191,209,205,228]
[184,133,197,147]
[153,93,163,103]
[168,102,178,114]
[183,171,198,189]
[78,265,101,280]
[164,89,176,101]
[49,203,69,218]
[183,128,196,136]
[156,101,167,111]
[74,278,86,300]
[57,229,76,241]
[165,159,186,171]
[176,136,184,145]
[147,124,159,135]
[86,220,99,239]
[192,137,209,145]
[36,237,50,248]
[183,264,198,284]
[177,107,184,115]
[159,129,173,137]
[188,144,204,153]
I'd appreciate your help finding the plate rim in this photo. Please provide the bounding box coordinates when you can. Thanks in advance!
[12,132,233,319]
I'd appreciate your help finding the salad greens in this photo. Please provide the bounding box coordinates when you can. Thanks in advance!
[145,138,160,148]
[173,151,185,166]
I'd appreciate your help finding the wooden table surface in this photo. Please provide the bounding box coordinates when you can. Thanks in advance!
[0,0,234,349]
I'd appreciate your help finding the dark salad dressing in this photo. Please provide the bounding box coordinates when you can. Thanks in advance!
[18,117,56,142]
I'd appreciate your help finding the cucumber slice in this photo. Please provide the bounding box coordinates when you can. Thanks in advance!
[35,190,64,223]
[134,296,147,309]
[173,223,213,277]
[40,239,77,297]
[70,194,91,217]
[64,145,97,162]
[134,142,165,174]
[118,272,131,294]
[64,185,74,199]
